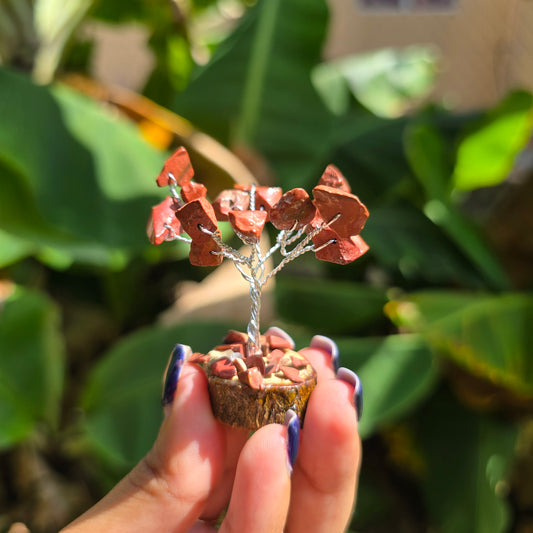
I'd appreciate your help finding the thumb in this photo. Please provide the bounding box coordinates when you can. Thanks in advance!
[62,345,226,533]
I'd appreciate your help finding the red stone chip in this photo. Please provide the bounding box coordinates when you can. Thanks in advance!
[290,355,309,369]
[318,164,351,193]
[223,330,248,344]
[212,189,250,221]
[180,181,207,203]
[211,357,237,379]
[254,187,282,218]
[312,185,369,238]
[245,354,266,375]
[189,237,223,267]
[280,365,304,383]
[189,352,209,364]
[238,367,264,390]
[228,210,268,242]
[270,188,317,231]
[313,227,369,265]
[266,334,293,350]
[176,197,218,241]
[215,343,245,356]
[156,147,194,187]
[147,196,183,245]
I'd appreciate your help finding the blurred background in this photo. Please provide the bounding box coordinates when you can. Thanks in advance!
[0,0,532,531]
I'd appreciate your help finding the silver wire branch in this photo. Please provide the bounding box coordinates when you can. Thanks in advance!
[197,208,342,355]
[167,173,183,206]
[163,224,192,244]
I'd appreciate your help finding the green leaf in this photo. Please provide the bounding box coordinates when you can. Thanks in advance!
[452,90,533,191]
[173,0,333,189]
[81,321,237,467]
[386,291,533,396]
[423,200,509,290]
[417,389,517,533]
[364,205,486,287]
[404,122,451,201]
[0,67,165,265]
[338,334,439,438]
[275,277,388,335]
[0,229,35,267]
[313,46,438,119]
[0,286,64,449]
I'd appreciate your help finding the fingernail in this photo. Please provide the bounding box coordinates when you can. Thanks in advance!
[284,409,300,472]
[264,326,295,349]
[161,344,190,406]
[310,335,339,373]
[336,367,363,421]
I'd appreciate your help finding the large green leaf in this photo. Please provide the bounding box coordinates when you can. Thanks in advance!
[364,205,487,287]
[81,321,237,467]
[386,291,533,396]
[404,122,452,201]
[416,389,517,533]
[338,334,439,438]
[173,0,333,189]
[0,286,64,449]
[0,67,165,265]
[452,91,533,191]
[275,277,388,335]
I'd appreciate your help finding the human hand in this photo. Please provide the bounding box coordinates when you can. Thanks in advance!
[60,332,362,533]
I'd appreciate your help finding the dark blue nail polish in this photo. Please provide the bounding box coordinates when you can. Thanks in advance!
[310,335,339,373]
[284,410,300,471]
[336,367,363,421]
[161,344,188,406]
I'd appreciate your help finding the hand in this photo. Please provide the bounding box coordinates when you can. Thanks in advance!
[60,334,362,533]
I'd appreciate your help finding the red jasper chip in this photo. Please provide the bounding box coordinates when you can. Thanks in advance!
[318,164,351,193]
[156,147,194,187]
[189,237,223,266]
[290,355,309,369]
[228,210,268,242]
[265,363,277,376]
[212,189,250,221]
[266,349,284,373]
[189,352,209,364]
[180,181,207,203]
[312,185,369,238]
[270,188,317,231]
[313,227,369,265]
[147,196,183,245]
[176,197,218,241]
[280,365,304,383]
[215,343,245,356]
[266,334,293,350]
[245,354,266,375]
[211,357,237,379]
[254,187,282,217]
[238,367,264,390]
[223,330,248,344]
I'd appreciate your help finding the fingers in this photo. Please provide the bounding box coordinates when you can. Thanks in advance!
[62,347,226,533]
[220,423,293,533]
[287,345,362,533]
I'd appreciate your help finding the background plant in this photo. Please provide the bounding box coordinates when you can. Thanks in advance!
[0,0,531,531]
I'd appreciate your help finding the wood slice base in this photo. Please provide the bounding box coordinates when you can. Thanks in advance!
[206,370,317,430]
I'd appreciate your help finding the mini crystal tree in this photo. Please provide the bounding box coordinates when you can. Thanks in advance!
[148,147,369,429]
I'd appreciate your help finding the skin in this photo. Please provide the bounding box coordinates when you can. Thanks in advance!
[60,346,361,533]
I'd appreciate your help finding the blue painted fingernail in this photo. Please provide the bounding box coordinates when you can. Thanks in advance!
[264,326,295,349]
[336,367,363,421]
[161,344,189,406]
[310,335,339,373]
[284,409,300,471]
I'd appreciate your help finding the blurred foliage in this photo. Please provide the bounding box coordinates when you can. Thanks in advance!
[0,0,532,531]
